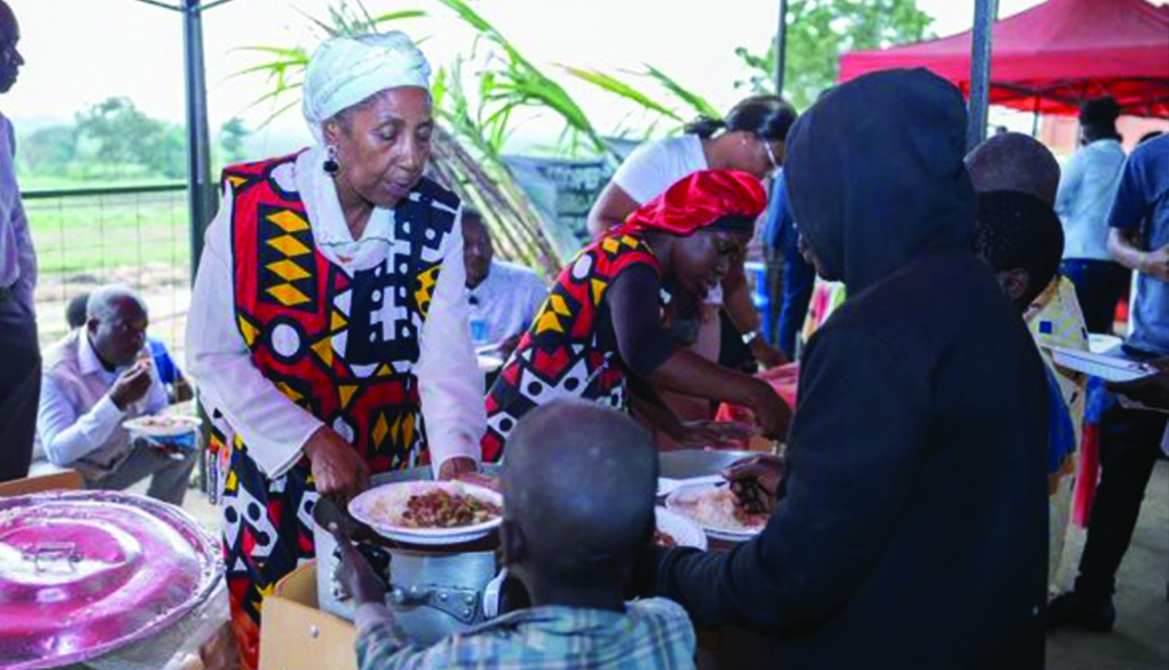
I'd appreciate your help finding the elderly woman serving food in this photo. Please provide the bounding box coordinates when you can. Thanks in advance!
[186,31,484,667]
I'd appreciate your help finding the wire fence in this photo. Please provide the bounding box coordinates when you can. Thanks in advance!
[25,183,194,364]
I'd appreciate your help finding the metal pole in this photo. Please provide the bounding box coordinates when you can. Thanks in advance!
[774,0,789,96]
[182,0,216,280]
[967,0,997,151]
[1031,96,1041,137]
[764,0,791,347]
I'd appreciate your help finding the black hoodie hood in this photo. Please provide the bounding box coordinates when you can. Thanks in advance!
[784,68,976,295]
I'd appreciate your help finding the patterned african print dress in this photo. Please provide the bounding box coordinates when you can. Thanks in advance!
[481,233,661,461]
[212,153,458,665]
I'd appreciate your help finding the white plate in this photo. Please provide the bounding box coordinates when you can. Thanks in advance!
[654,506,707,551]
[1087,334,1123,355]
[122,414,202,438]
[349,481,503,546]
[665,482,765,542]
[477,354,505,372]
[1048,345,1153,382]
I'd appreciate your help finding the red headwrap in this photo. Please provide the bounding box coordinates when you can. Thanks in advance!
[614,169,768,237]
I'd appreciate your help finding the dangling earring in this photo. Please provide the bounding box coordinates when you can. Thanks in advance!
[323,145,340,176]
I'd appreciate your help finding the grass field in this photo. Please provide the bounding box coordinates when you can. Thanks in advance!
[25,186,191,276]
[24,183,195,356]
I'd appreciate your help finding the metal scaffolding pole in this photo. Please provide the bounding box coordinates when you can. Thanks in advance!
[967,0,997,151]
[764,0,791,348]
[774,0,789,96]
[183,0,217,279]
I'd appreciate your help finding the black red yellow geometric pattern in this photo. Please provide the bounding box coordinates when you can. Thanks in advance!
[481,233,661,461]
[216,152,459,669]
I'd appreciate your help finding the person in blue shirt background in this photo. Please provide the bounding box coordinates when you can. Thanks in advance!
[762,169,816,359]
[67,292,192,403]
[1050,132,1169,633]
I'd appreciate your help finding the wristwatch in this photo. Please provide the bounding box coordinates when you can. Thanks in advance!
[741,329,762,346]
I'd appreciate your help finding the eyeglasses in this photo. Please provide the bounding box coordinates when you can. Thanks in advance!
[764,141,780,172]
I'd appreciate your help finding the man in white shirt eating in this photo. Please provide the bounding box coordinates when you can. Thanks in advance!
[37,285,196,504]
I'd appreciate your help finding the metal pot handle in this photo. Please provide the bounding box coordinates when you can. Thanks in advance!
[387,583,483,625]
[24,542,82,573]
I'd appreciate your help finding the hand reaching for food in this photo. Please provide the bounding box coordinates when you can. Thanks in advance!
[722,454,787,515]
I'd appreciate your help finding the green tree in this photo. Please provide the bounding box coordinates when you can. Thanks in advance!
[73,96,186,179]
[146,124,187,179]
[736,0,934,111]
[75,97,163,168]
[219,117,250,164]
[23,125,78,175]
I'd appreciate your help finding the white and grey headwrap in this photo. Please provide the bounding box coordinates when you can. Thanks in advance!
[301,31,432,143]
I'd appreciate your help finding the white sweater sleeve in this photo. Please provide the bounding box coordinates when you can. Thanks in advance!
[414,208,485,474]
[186,186,324,479]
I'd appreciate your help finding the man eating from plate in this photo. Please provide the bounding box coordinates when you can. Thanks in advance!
[37,284,197,504]
[337,399,697,669]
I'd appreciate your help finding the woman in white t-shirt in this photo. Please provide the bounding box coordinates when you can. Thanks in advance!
[587,96,797,430]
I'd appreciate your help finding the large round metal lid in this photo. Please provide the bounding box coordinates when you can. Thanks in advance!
[0,490,222,670]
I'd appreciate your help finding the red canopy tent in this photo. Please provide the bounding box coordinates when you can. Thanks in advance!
[837,0,1169,118]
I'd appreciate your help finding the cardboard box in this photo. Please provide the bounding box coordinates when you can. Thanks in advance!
[259,561,358,670]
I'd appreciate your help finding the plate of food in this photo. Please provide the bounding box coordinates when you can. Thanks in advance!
[653,506,707,551]
[1047,345,1154,382]
[665,481,769,542]
[349,480,504,545]
[122,414,202,438]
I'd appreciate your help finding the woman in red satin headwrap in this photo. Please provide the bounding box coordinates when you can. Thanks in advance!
[481,170,791,459]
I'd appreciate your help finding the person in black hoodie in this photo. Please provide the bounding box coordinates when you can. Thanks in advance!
[633,69,1051,669]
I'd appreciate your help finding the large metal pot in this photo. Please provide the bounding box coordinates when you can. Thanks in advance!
[315,452,756,646]
[0,491,223,670]
[314,465,504,646]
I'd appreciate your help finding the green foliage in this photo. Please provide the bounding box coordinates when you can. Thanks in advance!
[146,124,187,180]
[735,0,934,111]
[296,0,427,37]
[22,126,78,174]
[642,65,722,121]
[236,0,612,157]
[219,117,250,164]
[20,97,187,181]
[234,0,566,271]
[428,0,611,157]
[229,45,309,129]
[555,62,722,144]
[75,97,165,169]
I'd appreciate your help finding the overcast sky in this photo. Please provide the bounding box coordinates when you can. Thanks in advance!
[0,0,1076,154]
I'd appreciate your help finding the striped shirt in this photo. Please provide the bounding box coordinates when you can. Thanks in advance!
[355,599,697,669]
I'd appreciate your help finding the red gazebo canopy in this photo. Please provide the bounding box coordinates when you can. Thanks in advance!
[838,0,1169,117]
